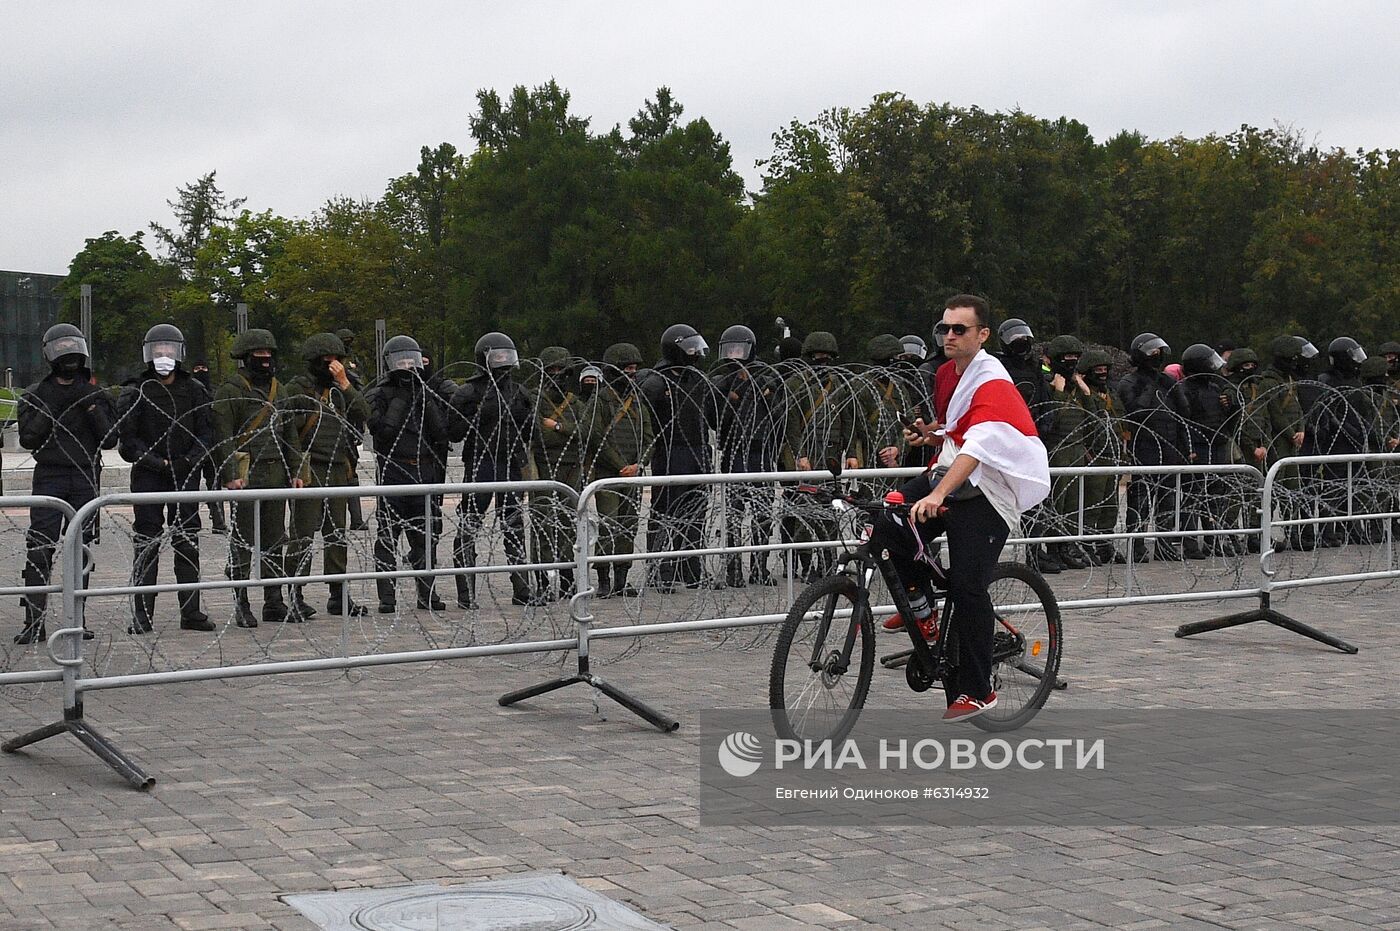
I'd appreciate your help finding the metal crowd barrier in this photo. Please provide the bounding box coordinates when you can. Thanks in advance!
[1177,452,1400,652]
[0,495,81,690]
[3,480,577,788]
[3,455,1395,788]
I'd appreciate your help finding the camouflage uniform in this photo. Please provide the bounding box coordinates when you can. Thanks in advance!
[531,346,587,598]
[285,332,371,617]
[582,343,654,597]
[212,329,305,626]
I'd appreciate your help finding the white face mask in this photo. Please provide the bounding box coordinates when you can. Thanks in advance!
[153,357,177,376]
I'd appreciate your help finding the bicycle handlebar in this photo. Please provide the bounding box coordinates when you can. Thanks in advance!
[792,482,946,519]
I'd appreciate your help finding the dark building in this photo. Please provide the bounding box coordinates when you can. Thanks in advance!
[1,270,63,389]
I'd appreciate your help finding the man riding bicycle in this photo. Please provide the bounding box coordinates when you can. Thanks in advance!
[875,295,1051,722]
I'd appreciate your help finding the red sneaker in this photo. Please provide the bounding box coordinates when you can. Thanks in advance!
[942,692,998,722]
[882,614,906,631]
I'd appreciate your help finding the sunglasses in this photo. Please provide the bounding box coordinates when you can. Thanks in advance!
[934,322,987,336]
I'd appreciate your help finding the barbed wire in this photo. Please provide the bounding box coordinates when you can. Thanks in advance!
[1,357,1397,685]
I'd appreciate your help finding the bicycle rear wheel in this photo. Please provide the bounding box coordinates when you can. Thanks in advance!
[769,574,874,744]
[971,561,1062,732]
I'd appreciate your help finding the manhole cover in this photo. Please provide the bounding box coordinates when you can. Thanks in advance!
[284,872,672,931]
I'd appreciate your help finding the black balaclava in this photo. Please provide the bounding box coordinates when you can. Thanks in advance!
[1052,355,1080,379]
[53,355,85,380]
[247,354,275,379]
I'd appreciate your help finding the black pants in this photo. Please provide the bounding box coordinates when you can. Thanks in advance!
[647,446,711,586]
[453,458,531,602]
[24,466,100,618]
[722,452,776,577]
[131,466,203,622]
[1126,468,1179,548]
[870,473,1010,704]
[373,459,434,604]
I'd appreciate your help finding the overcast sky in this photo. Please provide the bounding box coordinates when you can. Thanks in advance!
[3,1,1397,274]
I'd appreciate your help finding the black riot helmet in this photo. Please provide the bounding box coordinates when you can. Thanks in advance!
[142,323,187,364]
[717,325,756,363]
[998,318,1035,358]
[660,323,709,366]
[1130,332,1170,369]
[1181,343,1226,377]
[1328,337,1366,377]
[474,332,520,372]
[383,334,424,373]
[898,334,927,362]
[41,323,89,366]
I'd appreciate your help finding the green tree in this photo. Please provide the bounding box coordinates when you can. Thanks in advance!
[57,231,177,383]
[149,171,246,275]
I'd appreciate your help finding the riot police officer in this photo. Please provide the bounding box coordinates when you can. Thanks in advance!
[1075,349,1126,564]
[285,332,372,617]
[1380,340,1400,390]
[449,332,539,607]
[15,325,116,644]
[584,343,654,598]
[117,324,216,633]
[638,324,722,591]
[531,346,586,599]
[711,324,785,587]
[781,331,850,581]
[1117,332,1192,561]
[1172,344,1244,557]
[1312,337,1377,545]
[213,328,306,627]
[367,335,449,611]
[335,328,368,531]
[1041,335,1094,568]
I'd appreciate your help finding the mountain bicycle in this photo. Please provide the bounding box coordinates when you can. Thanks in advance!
[768,476,1062,743]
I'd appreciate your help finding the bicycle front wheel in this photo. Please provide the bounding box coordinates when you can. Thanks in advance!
[971,561,1063,733]
[769,574,874,744]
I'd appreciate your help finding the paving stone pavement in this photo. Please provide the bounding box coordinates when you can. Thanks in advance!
[2,532,1400,929]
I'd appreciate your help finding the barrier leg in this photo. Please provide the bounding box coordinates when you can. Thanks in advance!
[3,704,155,791]
[1175,593,1358,654]
[499,512,679,732]
[498,652,679,732]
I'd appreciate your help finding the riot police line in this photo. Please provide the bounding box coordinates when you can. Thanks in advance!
[2,316,1397,654]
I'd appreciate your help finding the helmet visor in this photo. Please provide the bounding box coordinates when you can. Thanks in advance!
[899,337,926,358]
[44,334,89,362]
[677,334,709,358]
[719,339,751,361]
[484,347,519,369]
[386,349,424,371]
[143,340,186,363]
[1137,336,1168,357]
[1299,340,1319,360]
[1202,350,1226,372]
[999,324,1033,345]
[1346,346,1367,364]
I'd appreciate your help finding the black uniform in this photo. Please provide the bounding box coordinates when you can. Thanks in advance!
[117,369,217,626]
[17,372,117,638]
[1312,369,1379,544]
[638,360,722,588]
[448,371,536,605]
[1117,366,1191,557]
[366,371,449,608]
[190,368,226,532]
[1170,372,1243,555]
[712,359,785,586]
